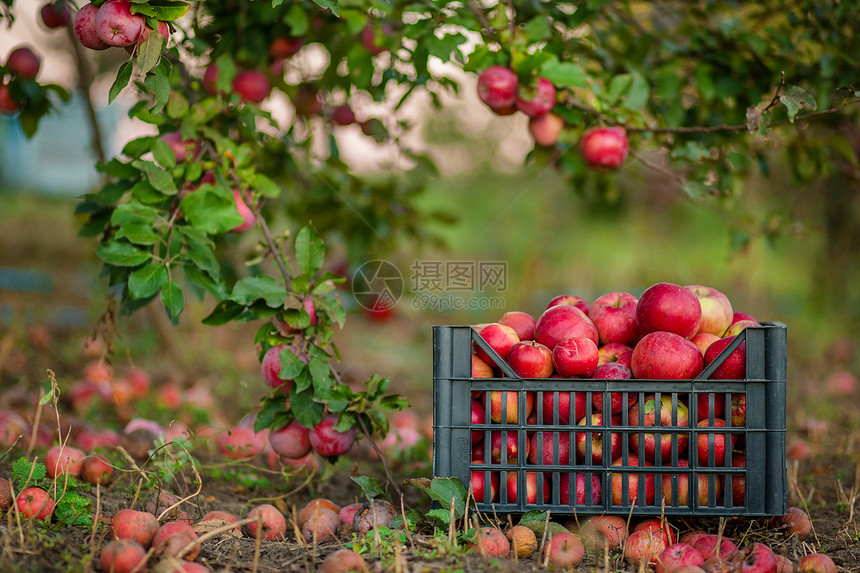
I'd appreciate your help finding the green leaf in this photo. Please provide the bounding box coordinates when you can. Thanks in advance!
[180,185,244,233]
[231,275,286,307]
[285,3,309,34]
[151,137,176,169]
[780,85,817,123]
[132,160,177,194]
[160,279,184,324]
[410,477,467,518]
[312,0,339,17]
[295,225,325,276]
[425,508,452,525]
[166,92,189,119]
[350,476,386,501]
[12,457,46,491]
[605,74,633,107]
[136,33,163,75]
[202,299,245,326]
[278,348,306,380]
[540,58,587,89]
[109,60,134,104]
[122,136,157,158]
[96,241,151,267]
[128,263,167,299]
[255,395,291,432]
[147,0,190,21]
[249,174,280,198]
[622,74,650,111]
[289,388,325,429]
[518,509,550,524]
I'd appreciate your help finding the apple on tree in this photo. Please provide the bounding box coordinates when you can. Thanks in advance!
[581,127,629,170]
[476,66,518,115]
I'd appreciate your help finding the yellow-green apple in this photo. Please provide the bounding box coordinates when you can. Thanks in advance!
[581,127,629,170]
[655,543,705,573]
[590,363,634,414]
[74,4,109,50]
[470,470,499,503]
[16,487,54,521]
[544,532,585,568]
[490,390,533,423]
[598,342,634,367]
[490,430,526,463]
[95,0,144,47]
[516,77,556,117]
[704,335,746,380]
[41,2,72,29]
[508,341,554,378]
[471,354,494,378]
[624,529,668,567]
[529,113,564,146]
[505,471,549,504]
[589,291,640,346]
[552,337,599,378]
[475,323,520,364]
[545,294,590,314]
[695,392,727,422]
[232,70,271,104]
[471,400,486,444]
[628,395,689,462]
[576,414,622,464]
[498,310,537,341]
[528,431,573,465]
[534,305,598,350]
[636,282,702,339]
[724,319,760,338]
[560,472,601,505]
[611,455,656,505]
[309,414,355,456]
[697,418,736,466]
[685,285,734,336]
[730,393,746,427]
[661,459,721,506]
[6,47,41,79]
[578,515,628,551]
[797,553,837,573]
[691,332,720,356]
[540,390,586,424]
[477,66,518,115]
[631,331,704,379]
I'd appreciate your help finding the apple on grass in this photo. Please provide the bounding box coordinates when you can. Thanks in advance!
[111,509,159,548]
[46,445,86,479]
[625,529,668,567]
[468,527,510,558]
[627,394,690,463]
[99,540,148,573]
[633,518,676,546]
[636,282,703,339]
[797,553,837,573]
[578,515,628,551]
[544,532,585,568]
[16,487,54,521]
[508,341,554,378]
[655,543,705,573]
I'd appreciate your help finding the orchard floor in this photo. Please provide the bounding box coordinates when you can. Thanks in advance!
[1,439,859,573]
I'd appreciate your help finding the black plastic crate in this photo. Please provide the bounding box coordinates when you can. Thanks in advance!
[432,323,787,517]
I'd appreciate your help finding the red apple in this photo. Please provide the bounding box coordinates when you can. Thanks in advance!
[589,291,640,346]
[470,470,499,503]
[576,414,622,464]
[470,400,486,444]
[628,395,689,463]
[99,540,148,573]
[245,504,286,541]
[6,47,41,79]
[16,487,54,521]
[202,62,220,94]
[261,344,305,395]
[74,4,109,50]
[689,534,737,562]
[41,2,72,29]
[625,529,668,567]
[330,104,356,126]
[662,459,721,506]
[724,319,760,338]
[590,364,634,414]
[268,420,311,459]
[0,478,12,511]
[728,453,746,506]
[540,390,586,425]
[268,36,303,60]
[704,335,746,380]
[360,22,389,56]
[505,471,549,504]
[498,311,537,341]
[560,472,601,505]
[160,131,198,163]
[529,113,564,146]
[552,337,599,378]
[611,455,656,506]
[631,331,704,380]
[232,70,271,104]
[292,83,323,116]
[516,77,556,117]
[545,294,590,314]
[80,454,113,485]
[474,323,520,365]
[309,414,355,457]
[637,282,703,339]
[534,305,598,350]
[471,354,494,378]
[695,392,727,422]
[685,285,734,337]
[126,21,169,54]
[217,426,265,459]
[579,515,628,551]
[581,127,629,170]
[508,341,554,378]
[230,190,257,232]
[691,333,720,356]
[656,543,705,573]
[797,553,837,573]
[489,390,533,423]
[731,542,777,573]
[770,506,812,541]
[477,66,518,115]
[0,83,18,114]
[544,532,585,568]
[528,431,573,465]
[696,419,736,466]
[111,509,159,548]
[597,342,634,367]
[732,312,758,324]
[730,393,746,427]
[468,526,510,557]
[634,518,676,546]
[490,431,526,464]
[46,445,86,479]
[95,0,144,47]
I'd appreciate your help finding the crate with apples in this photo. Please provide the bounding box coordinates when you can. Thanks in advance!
[432,283,787,517]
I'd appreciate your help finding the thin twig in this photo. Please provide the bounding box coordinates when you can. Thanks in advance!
[467,1,495,38]
[761,71,786,114]
[355,416,404,501]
